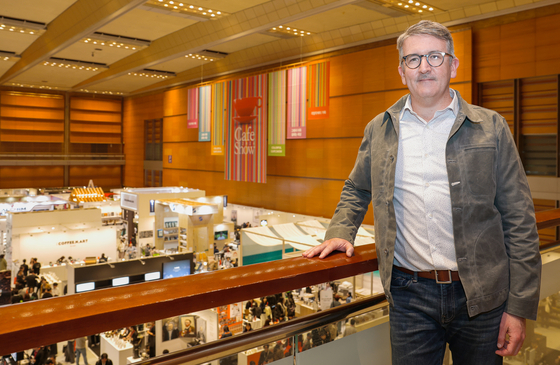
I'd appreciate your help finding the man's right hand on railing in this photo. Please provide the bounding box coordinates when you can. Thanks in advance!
[302,238,354,259]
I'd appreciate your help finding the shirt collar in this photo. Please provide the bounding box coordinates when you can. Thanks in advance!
[400,88,458,122]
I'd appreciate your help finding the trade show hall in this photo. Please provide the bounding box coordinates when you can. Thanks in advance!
[2,0,560,365]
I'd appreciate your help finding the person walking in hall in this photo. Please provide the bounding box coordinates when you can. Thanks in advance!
[64,340,75,364]
[75,337,88,365]
[303,20,541,365]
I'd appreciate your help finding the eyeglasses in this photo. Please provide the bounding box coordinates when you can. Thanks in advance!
[401,51,453,69]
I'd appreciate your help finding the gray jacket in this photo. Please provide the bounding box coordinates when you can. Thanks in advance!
[325,91,541,320]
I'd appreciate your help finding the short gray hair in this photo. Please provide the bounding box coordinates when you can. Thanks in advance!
[397,20,454,62]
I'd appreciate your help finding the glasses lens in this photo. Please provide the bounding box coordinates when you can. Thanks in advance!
[405,55,421,68]
[427,52,445,67]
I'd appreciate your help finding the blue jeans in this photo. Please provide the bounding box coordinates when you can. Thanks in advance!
[390,267,505,365]
[75,348,88,365]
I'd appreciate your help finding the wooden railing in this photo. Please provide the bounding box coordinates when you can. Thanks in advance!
[1,207,559,357]
[0,245,377,355]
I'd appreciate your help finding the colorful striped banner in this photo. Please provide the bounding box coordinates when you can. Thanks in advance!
[187,88,199,128]
[225,74,267,183]
[287,66,307,139]
[198,85,211,141]
[307,61,330,120]
[268,70,286,156]
[211,82,230,154]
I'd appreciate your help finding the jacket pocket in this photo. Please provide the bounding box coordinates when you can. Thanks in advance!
[462,144,496,196]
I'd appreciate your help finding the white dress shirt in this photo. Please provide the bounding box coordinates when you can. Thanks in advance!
[393,89,459,271]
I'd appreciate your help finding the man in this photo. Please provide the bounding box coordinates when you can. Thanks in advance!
[31,258,41,275]
[95,353,113,365]
[75,337,88,365]
[0,254,7,271]
[125,243,136,260]
[303,20,541,364]
[344,318,357,337]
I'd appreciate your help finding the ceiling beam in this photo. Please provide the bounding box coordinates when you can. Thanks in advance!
[72,0,360,90]
[0,0,146,85]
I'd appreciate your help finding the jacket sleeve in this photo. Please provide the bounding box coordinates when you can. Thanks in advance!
[494,115,541,320]
[324,122,373,245]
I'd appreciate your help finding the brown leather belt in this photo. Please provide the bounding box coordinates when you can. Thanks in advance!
[395,266,460,284]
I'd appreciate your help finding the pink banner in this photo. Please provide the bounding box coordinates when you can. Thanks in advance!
[287,67,307,139]
[187,88,198,128]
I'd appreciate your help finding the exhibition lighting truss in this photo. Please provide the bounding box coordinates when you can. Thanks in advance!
[268,25,313,38]
[0,15,47,35]
[42,57,109,72]
[82,32,151,51]
[0,50,20,62]
[144,0,228,20]
[127,69,176,80]
[184,49,228,62]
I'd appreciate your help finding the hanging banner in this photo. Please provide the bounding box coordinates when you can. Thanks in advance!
[187,88,199,128]
[307,61,330,120]
[211,82,230,154]
[268,70,286,156]
[225,74,267,183]
[199,85,211,141]
[287,66,307,139]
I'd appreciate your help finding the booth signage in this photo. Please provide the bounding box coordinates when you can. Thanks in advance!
[121,193,138,211]
[58,239,88,246]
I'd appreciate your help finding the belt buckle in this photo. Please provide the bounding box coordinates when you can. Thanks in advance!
[435,270,452,284]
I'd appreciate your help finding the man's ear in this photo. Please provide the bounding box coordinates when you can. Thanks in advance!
[398,64,406,85]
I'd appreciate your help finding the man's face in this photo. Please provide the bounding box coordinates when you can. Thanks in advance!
[185,320,191,327]
[398,34,459,103]
[166,322,174,331]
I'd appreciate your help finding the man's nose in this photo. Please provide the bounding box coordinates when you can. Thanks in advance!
[418,56,431,73]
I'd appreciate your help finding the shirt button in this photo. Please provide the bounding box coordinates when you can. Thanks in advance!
[428,213,433,219]
[425,182,429,187]
[384,249,388,255]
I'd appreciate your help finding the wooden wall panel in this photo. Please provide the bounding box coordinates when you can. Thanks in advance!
[163,115,199,142]
[163,142,223,171]
[69,165,122,188]
[123,93,164,187]
[163,87,189,117]
[0,166,64,188]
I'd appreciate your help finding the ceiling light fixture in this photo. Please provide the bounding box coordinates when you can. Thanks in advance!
[127,69,176,80]
[0,50,20,62]
[268,26,314,38]
[390,0,437,13]
[81,32,151,51]
[0,15,46,36]
[143,1,228,20]
[43,57,108,71]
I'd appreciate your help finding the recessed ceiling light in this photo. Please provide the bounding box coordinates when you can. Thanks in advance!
[423,4,427,7]
[405,5,409,7]
[415,2,420,5]
[208,9,212,12]
[286,27,290,30]
[418,9,422,12]
[169,0,174,3]
[189,5,193,8]
[279,25,283,28]
[198,7,202,10]
[211,14,215,16]
[429,7,433,10]
[217,11,221,14]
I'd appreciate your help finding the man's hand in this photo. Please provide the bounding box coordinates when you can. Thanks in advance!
[302,238,354,259]
[496,312,526,357]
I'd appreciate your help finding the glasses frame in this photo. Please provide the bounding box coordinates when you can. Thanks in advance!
[401,51,454,69]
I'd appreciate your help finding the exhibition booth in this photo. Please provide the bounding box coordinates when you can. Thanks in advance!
[116,187,206,249]
[7,207,120,289]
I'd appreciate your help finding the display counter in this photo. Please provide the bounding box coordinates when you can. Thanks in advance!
[100,334,133,365]
[295,301,316,318]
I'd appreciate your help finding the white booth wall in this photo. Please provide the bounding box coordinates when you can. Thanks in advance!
[8,208,118,271]
[120,188,206,248]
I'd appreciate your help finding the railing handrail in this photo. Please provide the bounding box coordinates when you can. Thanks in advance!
[1,207,560,356]
[0,245,377,354]
[138,294,387,365]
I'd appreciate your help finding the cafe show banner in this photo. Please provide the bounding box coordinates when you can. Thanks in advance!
[199,85,211,141]
[268,70,286,156]
[225,74,267,183]
[307,61,330,120]
[187,87,199,128]
[287,66,307,139]
[211,81,230,154]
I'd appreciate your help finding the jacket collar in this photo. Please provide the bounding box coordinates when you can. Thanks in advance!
[382,89,484,133]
